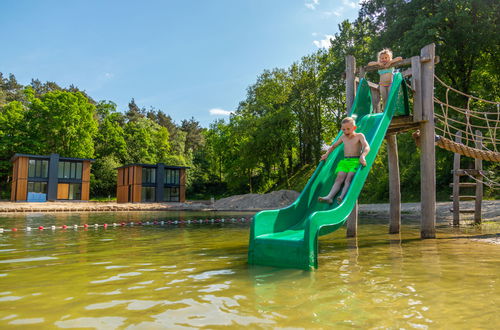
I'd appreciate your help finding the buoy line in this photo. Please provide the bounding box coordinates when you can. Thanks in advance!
[0,217,252,233]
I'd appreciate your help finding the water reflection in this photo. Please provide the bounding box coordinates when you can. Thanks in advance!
[0,212,498,328]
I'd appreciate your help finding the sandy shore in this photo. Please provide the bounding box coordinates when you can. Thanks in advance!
[0,199,497,222]
[1,199,498,244]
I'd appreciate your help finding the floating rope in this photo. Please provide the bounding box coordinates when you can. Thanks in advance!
[0,217,253,233]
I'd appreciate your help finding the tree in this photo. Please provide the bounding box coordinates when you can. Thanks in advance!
[27,89,98,158]
[180,117,204,154]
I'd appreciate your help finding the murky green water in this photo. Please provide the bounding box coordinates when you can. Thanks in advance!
[0,211,498,329]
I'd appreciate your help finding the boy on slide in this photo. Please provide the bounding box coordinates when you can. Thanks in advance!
[318,117,370,204]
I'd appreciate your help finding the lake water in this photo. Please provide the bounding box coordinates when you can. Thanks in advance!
[0,211,498,329]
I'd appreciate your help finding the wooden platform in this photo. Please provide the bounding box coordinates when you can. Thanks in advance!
[387,115,422,135]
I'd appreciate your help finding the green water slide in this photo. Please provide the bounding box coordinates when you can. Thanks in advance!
[248,73,409,270]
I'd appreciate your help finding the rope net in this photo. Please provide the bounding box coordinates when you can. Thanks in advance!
[433,75,500,161]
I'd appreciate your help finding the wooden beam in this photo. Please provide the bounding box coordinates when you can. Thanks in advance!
[411,56,423,122]
[387,134,401,234]
[359,56,439,73]
[452,132,461,226]
[474,130,483,224]
[346,201,358,237]
[346,55,356,114]
[346,55,358,236]
[419,43,436,238]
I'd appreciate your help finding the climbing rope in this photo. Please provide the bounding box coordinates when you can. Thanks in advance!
[433,75,500,159]
[461,169,500,189]
[435,135,500,162]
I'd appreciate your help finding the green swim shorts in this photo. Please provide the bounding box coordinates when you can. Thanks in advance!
[335,157,361,174]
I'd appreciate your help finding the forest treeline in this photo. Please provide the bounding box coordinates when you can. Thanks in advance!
[1,0,498,201]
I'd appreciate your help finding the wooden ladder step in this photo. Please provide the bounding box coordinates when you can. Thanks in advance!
[449,182,477,188]
[450,195,477,200]
[449,208,475,213]
[451,169,482,176]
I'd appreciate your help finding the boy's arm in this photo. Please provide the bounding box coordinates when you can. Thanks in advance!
[321,138,343,161]
[359,134,370,166]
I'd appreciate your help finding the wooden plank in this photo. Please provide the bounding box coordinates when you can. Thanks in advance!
[450,208,476,213]
[81,182,90,201]
[419,43,436,238]
[474,130,483,224]
[387,134,401,234]
[453,132,461,226]
[361,56,438,73]
[450,195,477,201]
[82,161,91,181]
[15,157,29,201]
[179,168,186,202]
[57,183,69,199]
[452,169,485,176]
[133,166,142,185]
[411,56,423,122]
[117,186,128,203]
[132,184,142,203]
[449,182,477,188]
[117,168,124,187]
[81,161,91,201]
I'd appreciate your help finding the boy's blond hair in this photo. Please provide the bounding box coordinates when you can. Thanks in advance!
[341,117,356,125]
[377,48,393,60]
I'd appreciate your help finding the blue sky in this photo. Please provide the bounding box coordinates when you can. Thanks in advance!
[0,0,360,127]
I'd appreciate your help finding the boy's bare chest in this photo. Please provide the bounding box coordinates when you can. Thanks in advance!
[342,135,361,147]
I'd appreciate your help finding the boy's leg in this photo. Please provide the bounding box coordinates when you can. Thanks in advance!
[337,172,355,203]
[319,172,346,203]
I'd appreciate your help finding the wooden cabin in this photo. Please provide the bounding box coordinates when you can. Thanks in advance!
[116,163,188,203]
[10,153,94,202]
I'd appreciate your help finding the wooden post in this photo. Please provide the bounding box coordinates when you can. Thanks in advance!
[346,55,356,113]
[419,44,436,238]
[452,132,462,226]
[474,130,483,224]
[387,134,401,234]
[411,56,423,122]
[345,55,358,236]
[346,201,358,237]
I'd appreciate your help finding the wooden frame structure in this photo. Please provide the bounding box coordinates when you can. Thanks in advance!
[345,43,437,239]
[451,131,483,225]
[10,153,94,202]
[116,163,188,203]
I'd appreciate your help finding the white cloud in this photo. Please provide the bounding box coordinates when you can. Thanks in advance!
[313,34,335,49]
[323,10,342,17]
[342,0,356,8]
[209,108,234,116]
[104,72,114,79]
[305,0,319,10]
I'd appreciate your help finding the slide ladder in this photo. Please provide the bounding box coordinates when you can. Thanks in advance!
[248,73,409,269]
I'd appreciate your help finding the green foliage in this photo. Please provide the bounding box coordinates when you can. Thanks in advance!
[27,89,98,158]
[1,1,498,202]
[196,0,498,201]
[90,155,120,198]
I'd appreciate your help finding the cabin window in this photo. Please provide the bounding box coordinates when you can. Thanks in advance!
[28,159,49,178]
[58,162,82,180]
